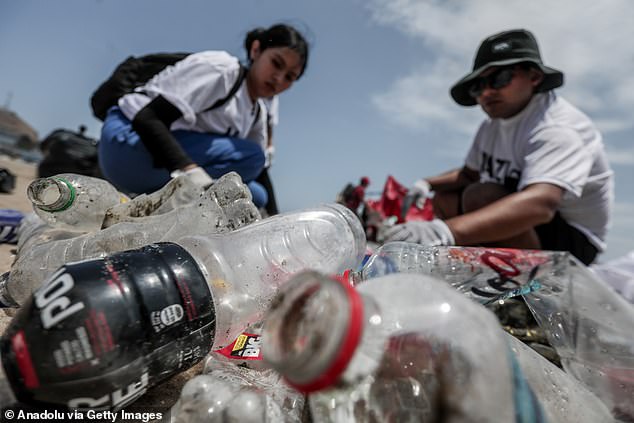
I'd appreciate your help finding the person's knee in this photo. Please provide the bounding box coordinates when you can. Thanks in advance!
[462,182,512,213]
[248,181,268,208]
[239,143,265,182]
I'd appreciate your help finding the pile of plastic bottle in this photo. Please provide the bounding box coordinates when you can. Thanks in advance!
[0,172,632,422]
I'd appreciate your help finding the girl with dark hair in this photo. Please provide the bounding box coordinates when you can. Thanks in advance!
[98,24,309,207]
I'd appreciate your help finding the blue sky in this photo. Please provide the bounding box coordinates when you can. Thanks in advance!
[1,0,632,261]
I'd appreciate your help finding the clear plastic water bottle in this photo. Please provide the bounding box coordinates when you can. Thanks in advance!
[263,271,546,422]
[27,173,128,231]
[520,252,634,421]
[168,352,305,423]
[346,246,634,421]
[346,241,544,304]
[0,209,24,244]
[0,203,365,411]
[2,172,260,307]
[176,202,366,349]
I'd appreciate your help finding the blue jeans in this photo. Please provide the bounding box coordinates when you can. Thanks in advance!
[99,107,267,207]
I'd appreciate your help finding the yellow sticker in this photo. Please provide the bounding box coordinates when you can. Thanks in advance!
[232,334,247,351]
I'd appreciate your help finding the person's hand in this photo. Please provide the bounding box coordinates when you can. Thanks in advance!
[383,219,455,246]
[401,179,432,219]
[264,145,275,168]
[171,166,214,189]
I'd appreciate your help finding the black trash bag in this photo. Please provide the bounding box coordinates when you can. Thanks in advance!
[38,128,102,178]
[0,168,16,194]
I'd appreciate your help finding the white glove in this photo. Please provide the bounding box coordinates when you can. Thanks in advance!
[264,145,275,168]
[401,179,432,219]
[383,219,455,246]
[409,179,432,198]
[171,166,214,189]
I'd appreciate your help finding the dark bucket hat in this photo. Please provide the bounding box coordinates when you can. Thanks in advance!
[450,29,564,106]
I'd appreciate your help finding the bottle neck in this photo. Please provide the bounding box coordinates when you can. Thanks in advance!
[27,177,76,212]
[262,271,364,393]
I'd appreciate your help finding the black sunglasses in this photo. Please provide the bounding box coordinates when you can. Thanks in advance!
[468,67,515,99]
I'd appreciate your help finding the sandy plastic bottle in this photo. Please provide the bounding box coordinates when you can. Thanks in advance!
[101,175,202,228]
[1,172,260,307]
[168,352,306,423]
[27,173,127,231]
[346,241,544,304]
[14,212,85,256]
[0,204,365,411]
[262,271,547,422]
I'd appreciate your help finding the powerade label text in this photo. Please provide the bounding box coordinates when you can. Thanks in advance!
[35,267,85,329]
[67,371,149,409]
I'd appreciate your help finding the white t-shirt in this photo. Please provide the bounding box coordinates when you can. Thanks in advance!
[262,96,279,128]
[464,92,613,251]
[118,51,267,150]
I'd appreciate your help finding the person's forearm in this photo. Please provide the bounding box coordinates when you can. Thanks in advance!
[427,166,479,193]
[132,96,194,172]
[446,184,562,245]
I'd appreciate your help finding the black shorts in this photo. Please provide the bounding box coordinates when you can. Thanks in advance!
[535,212,598,265]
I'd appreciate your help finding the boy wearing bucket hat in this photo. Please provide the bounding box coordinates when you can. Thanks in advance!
[386,29,613,265]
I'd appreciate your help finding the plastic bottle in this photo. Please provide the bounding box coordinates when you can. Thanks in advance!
[15,212,85,256]
[262,270,546,422]
[26,173,128,231]
[505,333,613,423]
[0,209,24,244]
[519,251,634,421]
[0,203,365,410]
[346,241,544,304]
[175,202,365,349]
[1,172,261,307]
[102,175,202,228]
[347,246,634,421]
[168,352,305,423]
[590,250,634,304]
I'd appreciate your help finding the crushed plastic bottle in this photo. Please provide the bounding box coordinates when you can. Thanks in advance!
[0,203,365,411]
[263,271,546,422]
[27,173,128,231]
[14,212,85,256]
[102,175,201,228]
[15,175,205,256]
[168,352,305,423]
[1,172,260,307]
[346,241,543,304]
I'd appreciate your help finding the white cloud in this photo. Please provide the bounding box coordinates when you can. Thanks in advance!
[366,0,634,135]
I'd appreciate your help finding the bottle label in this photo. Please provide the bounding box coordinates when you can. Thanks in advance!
[0,209,24,244]
[215,333,262,360]
[0,242,216,410]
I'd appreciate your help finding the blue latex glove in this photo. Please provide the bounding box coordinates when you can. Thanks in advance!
[384,219,455,246]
